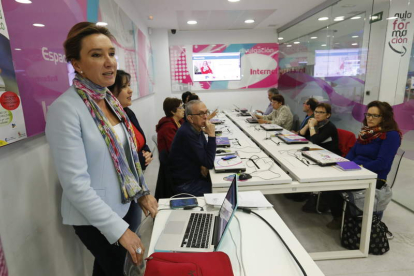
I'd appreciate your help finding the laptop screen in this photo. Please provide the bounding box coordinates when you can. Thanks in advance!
[217,176,238,244]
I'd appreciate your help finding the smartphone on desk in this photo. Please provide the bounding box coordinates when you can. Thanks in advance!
[170,198,198,209]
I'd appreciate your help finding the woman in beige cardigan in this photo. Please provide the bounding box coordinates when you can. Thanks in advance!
[257,94,293,130]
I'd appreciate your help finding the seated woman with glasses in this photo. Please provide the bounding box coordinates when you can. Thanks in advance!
[108,70,153,170]
[256,94,293,130]
[156,97,185,153]
[299,103,341,155]
[326,101,402,229]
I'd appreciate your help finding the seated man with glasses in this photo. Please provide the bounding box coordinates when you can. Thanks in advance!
[169,100,216,196]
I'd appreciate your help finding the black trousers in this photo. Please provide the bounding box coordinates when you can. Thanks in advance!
[73,201,141,276]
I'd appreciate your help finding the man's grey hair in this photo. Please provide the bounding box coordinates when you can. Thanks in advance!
[268,87,279,95]
[185,100,202,116]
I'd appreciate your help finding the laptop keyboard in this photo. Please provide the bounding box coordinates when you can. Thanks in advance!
[181,213,213,248]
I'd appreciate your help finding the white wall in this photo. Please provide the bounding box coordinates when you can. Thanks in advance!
[151,29,280,116]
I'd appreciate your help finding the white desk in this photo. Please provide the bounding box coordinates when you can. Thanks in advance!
[211,111,377,261]
[148,198,325,276]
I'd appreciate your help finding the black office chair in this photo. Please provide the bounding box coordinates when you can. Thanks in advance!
[387,148,405,189]
[154,150,175,201]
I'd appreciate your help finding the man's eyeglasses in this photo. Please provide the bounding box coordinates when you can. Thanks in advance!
[364,113,381,119]
[189,111,210,117]
[314,111,327,114]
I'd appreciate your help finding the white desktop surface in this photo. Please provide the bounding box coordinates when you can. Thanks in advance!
[148,198,325,276]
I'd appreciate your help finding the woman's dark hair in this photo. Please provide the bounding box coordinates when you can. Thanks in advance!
[181,91,192,103]
[107,70,131,97]
[188,94,199,101]
[363,101,400,132]
[271,94,285,105]
[163,97,182,117]
[64,22,114,62]
[316,103,332,116]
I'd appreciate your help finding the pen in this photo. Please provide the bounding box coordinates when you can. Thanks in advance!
[250,158,260,169]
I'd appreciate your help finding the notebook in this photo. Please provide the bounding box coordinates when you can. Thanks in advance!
[336,161,361,171]
[276,133,309,144]
[216,137,231,148]
[260,124,283,131]
[246,112,258,123]
[214,155,246,173]
[210,118,224,124]
[154,176,238,252]
[302,149,348,166]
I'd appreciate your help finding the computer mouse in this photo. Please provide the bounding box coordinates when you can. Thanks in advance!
[216,149,226,154]
[300,147,310,151]
[239,173,252,181]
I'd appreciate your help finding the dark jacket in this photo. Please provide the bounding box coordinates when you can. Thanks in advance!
[156,117,180,153]
[169,121,216,185]
[124,107,151,170]
[304,121,341,155]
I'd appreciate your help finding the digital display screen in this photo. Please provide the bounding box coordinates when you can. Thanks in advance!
[192,52,241,81]
[314,49,365,77]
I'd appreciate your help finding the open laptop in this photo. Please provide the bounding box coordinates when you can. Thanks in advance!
[154,175,238,252]
[216,136,231,148]
[260,124,283,131]
[276,133,309,144]
[302,149,348,166]
[214,155,246,173]
[246,112,258,123]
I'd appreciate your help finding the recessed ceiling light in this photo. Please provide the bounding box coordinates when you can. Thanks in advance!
[15,0,32,3]
[33,23,45,27]
[286,45,292,47]
[148,15,154,20]
[245,19,255,24]
[187,20,197,25]
[228,0,240,2]
[352,43,358,46]
[15,48,22,51]
[318,17,329,21]
[334,16,344,21]
[294,41,300,44]
[321,44,327,47]
[310,36,317,39]
[278,37,284,40]
[351,16,361,20]
[96,22,108,26]
[352,35,359,38]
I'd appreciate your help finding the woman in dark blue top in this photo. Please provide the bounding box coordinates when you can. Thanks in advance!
[327,101,402,229]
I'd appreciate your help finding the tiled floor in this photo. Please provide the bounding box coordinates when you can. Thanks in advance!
[144,149,414,276]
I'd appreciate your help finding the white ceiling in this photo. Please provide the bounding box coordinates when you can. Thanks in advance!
[131,0,327,31]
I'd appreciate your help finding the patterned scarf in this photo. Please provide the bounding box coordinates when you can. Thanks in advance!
[73,74,149,203]
[357,126,387,145]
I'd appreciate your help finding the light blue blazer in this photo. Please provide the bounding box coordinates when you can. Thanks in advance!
[46,86,132,244]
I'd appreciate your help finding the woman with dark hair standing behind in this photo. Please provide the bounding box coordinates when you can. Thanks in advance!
[46,22,158,274]
[108,70,153,170]
[327,101,402,229]
[156,97,185,153]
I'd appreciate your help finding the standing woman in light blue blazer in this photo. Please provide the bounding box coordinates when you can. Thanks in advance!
[45,22,158,275]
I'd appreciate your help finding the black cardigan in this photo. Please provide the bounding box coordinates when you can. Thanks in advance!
[124,107,151,170]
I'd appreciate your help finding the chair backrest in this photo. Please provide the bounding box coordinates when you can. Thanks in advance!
[387,148,405,189]
[291,114,300,132]
[154,149,174,200]
[337,128,356,157]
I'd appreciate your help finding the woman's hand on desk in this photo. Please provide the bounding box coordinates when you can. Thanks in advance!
[138,194,158,218]
[142,150,153,166]
[119,228,145,265]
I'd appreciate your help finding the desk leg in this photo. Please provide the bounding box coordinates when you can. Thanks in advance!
[359,178,376,256]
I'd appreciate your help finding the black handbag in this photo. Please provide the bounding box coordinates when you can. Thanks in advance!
[341,211,392,255]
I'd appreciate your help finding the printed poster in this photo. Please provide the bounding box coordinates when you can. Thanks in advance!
[0,0,27,147]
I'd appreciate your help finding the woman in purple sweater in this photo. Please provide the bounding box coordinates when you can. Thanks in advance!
[327,101,402,229]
